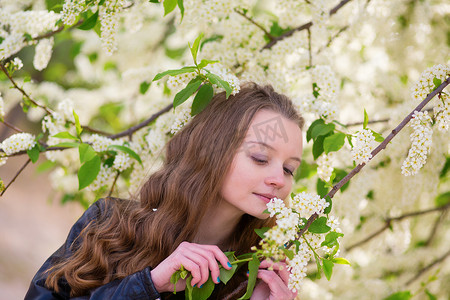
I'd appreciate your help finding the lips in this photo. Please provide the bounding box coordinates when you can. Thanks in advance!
[254,193,276,203]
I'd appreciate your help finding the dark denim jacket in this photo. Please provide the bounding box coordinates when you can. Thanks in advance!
[24,199,162,300]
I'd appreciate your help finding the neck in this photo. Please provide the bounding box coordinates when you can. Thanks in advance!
[194,201,243,250]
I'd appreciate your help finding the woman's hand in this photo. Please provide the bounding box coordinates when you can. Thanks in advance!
[150,241,232,293]
[250,260,297,300]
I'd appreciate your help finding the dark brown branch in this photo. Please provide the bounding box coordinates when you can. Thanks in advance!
[262,0,352,50]
[345,202,450,251]
[291,76,450,242]
[0,63,53,115]
[405,248,450,286]
[108,103,173,139]
[0,158,31,197]
[234,9,274,41]
[1,120,23,133]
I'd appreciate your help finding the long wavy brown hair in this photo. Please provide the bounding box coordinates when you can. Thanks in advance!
[45,82,304,298]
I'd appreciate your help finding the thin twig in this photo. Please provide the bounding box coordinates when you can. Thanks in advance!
[108,103,173,139]
[234,9,274,41]
[263,0,353,50]
[1,120,23,133]
[317,25,349,54]
[307,27,312,67]
[291,76,450,241]
[345,202,450,251]
[108,171,120,197]
[0,63,53,115]
[405,248,450,286]
[424,210,447,247]
[0,158,31,197]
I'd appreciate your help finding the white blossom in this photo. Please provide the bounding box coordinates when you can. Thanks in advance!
[33,37,54,71]
[170,108,193,135]
[317,153,334,182]
[113,152,132,172]
[351,129,377,165]
[291,192,329,217]
[0,133,36,155]
[85,134,114,152]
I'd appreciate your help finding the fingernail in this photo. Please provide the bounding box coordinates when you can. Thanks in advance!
[246,271,249,276]
[227,262,232,268]
[193,284,197,287]
[199,284,203,288]
[217,276,221,283]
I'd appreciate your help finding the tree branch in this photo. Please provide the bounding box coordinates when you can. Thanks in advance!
[0,63,53,115]
[345,202,450,252]
[405,248,450,286]
[1,120,24,133]
[307,27,313,67]
[262,0,353,50]
[424,210,447,247]
[234,9,274,41]
[108,103,173,139]
[317,25,349,54]
[108,171,120,197]
[0,158,31,197]
[292,76,450,241]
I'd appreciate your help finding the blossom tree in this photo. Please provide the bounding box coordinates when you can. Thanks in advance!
[0,0,449,298]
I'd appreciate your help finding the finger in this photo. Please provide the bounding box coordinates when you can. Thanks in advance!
[188,246,223,284]
[257,270,296,299]
[196,244,233,270]
[181,252,211,286]
[259,260,290,284]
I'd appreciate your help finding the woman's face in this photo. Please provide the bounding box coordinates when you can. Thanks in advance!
[220,109,303,219]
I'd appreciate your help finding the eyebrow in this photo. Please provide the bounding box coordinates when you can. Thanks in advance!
[247,141,302,162]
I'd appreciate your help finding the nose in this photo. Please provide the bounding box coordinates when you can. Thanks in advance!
[264,167,286,189]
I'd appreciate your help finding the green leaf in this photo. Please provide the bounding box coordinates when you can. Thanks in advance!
[433,77,442,90]
[139,81,151,94]
[306,119,325,142]
[323,132,346,154]
[238,254,260,299]
[163,0,177,16]
[190,33,203,63]
[383,291,412,300]
[254,227,270,239]
[219,252,238,285]
[434,191,450,207]
[311,122,335,141]
[322,259,334,280]
[308,216,331,234]
[79,143,97,164]
[363,109,369,129]
[316,178,328,198]
[191,277,215,300]
[173,77,202,108]
[321,231,344,248]
[205,71,232,98]
[52,131,79,140]
[78,10,99,30]
[197,59,218,69]
[332,257,351,265]
[78,155,101,190]
[73,110,82,138]
[425,289,437,300]
[191,83,214,115]
[27,143,40,163]
[312,135,326,160]
[108,145,143,165]
[170,270,181,294]
[152,66,197,81]
[50,142,80,148]
[185,275,193,298]
[177,0,184,20]
[282,248,295,260]
[370,129,385,142]
[324,195,332,214]
[36,160,57,173]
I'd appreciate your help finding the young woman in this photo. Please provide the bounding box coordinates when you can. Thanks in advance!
[25,82,304,300]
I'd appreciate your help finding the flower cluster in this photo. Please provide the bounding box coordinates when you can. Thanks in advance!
[410,64,450,102]
[33,38,54,71]
[88,164,115,191]
[170,108,193,135]
[0,133,36,155]
[204,63,241,95]
[113,153,132,172]
[166,72,198,93]
[434,92,449,131]
[85,134,114,152]
[61,0,85,26]
[100,6,120,55]
[351,129,376,165]
[316,153,334,182]
[401,111,433,176]
[292,192,330,217]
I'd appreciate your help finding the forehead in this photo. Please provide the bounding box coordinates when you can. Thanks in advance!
[245,110,302,155]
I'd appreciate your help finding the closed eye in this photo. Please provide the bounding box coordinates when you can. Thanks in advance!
[284,167,294,176]
[251,156,267,164]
